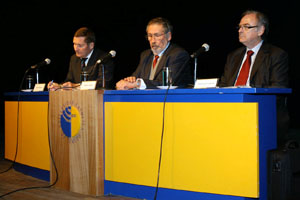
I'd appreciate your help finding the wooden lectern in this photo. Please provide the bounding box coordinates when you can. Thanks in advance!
[49,90,104,196]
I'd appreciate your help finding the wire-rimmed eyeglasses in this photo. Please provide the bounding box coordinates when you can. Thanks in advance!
[145,32,166,40]
[237,25,259,31]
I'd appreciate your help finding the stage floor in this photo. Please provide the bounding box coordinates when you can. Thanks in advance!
[0,160,139,200]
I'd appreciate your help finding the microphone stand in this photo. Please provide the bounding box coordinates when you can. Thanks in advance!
[89,62,106,89]
[101,64,105,89]
[193,57,198,85]
[36,68,40,84]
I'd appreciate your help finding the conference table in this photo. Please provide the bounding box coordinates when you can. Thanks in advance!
[4,88,291,200]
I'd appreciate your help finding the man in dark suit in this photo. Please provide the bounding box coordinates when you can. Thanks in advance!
[218,10,290,146]
[48,27,114,90]
[219,10,289,88]
[116,17,192,89]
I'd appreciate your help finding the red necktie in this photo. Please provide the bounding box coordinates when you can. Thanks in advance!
[235,50,254,86]
[153,55,159,69]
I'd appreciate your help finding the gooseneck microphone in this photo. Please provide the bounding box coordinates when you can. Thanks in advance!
[190,43,210,58]
[31,58,51,69]
[191,43,209,84]
[96,50,116,64]
[91,50,116,88]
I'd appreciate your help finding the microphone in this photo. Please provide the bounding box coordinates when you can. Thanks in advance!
[190,43,210,58]
[96,50,116,64]
[31,58,51,69]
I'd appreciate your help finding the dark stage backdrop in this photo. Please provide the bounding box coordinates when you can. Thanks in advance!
[0,0,299,157]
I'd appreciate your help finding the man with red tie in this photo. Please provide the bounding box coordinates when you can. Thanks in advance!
[116,17,192,90]
[218,10,290,146]
[219,10,289,88]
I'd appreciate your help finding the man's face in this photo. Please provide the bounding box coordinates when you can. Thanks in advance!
[146,24,171,55]
[73,36,94,58]
[238,13,265,49]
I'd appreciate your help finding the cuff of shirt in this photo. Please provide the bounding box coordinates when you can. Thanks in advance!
[136,78,147,90]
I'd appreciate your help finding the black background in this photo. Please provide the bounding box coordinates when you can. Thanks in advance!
[1,0,299,157]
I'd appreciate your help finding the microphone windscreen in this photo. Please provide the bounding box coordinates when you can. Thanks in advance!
[109,50,116,58]
[202,43,210,52]
[45,58,51,64]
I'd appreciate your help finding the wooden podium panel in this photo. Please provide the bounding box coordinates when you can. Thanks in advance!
[49,90,104,196]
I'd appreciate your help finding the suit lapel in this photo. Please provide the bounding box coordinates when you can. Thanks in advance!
[144,53,153,78]
[74,58,82,82]
[230,49,246,85]
[85,49,98,73]
[153,44,172,79]
[250,43,268,80]
[153,54,166,79]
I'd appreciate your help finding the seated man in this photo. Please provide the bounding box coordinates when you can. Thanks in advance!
[116,17,192,90]
[218,10,290,146]
[48,27,114,90]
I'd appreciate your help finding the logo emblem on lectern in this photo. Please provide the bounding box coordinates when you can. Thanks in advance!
[59,103,83,140]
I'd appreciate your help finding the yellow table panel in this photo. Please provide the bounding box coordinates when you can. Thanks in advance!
[5,101,50,170]
[105,102,259,198]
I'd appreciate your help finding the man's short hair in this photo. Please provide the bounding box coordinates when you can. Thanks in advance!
[74,27,96,44]
[242,10,269,40]
[146,17,173,34]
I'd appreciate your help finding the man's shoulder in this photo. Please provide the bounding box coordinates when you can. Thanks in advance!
[261,42,288,56]
[92,48,107,58]
[165,43,189,57]
[228,46,245,57]
[70,54,79,63]
[168,43,187,52]
[140,49,152,57]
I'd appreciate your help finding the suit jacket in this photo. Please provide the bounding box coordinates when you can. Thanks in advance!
[218,42,289,88]
[132,43,192,88]
[219,42,290,146]
[65,48,115,89]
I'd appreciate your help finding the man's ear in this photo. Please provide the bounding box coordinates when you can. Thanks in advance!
[166,32,172,41]
[89,42,95,49]
[258,26,265,37]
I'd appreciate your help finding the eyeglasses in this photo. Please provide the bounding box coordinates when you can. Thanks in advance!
[145,32,166,40]
[237,25,259,31]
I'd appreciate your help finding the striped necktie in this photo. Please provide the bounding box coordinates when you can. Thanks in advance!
[153,55,159,69]
[81,58,88,69]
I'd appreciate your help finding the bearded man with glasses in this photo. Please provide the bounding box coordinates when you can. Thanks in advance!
[116,17,192,89]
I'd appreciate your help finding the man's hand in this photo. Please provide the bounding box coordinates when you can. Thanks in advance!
[123,76,136,83]
[116,78,138,90]
[47,81,60,91]
[62,82,80,89]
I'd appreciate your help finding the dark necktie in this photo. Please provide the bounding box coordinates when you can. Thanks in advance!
[81,58,88,69]
[153,55,159,69]
[235,50,254,86]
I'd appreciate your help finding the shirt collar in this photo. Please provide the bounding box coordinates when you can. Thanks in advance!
[81,49,94,65]
[86,49,93,60]
[247,40,263,54]
[156,42,170,57]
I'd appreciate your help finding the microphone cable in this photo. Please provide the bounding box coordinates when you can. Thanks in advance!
[0,68,30,174]
[153,57,190,200]
[153,85,170,200]
[0,69,59,198]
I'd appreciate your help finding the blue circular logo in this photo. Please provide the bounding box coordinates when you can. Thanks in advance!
[60,105,81,138]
